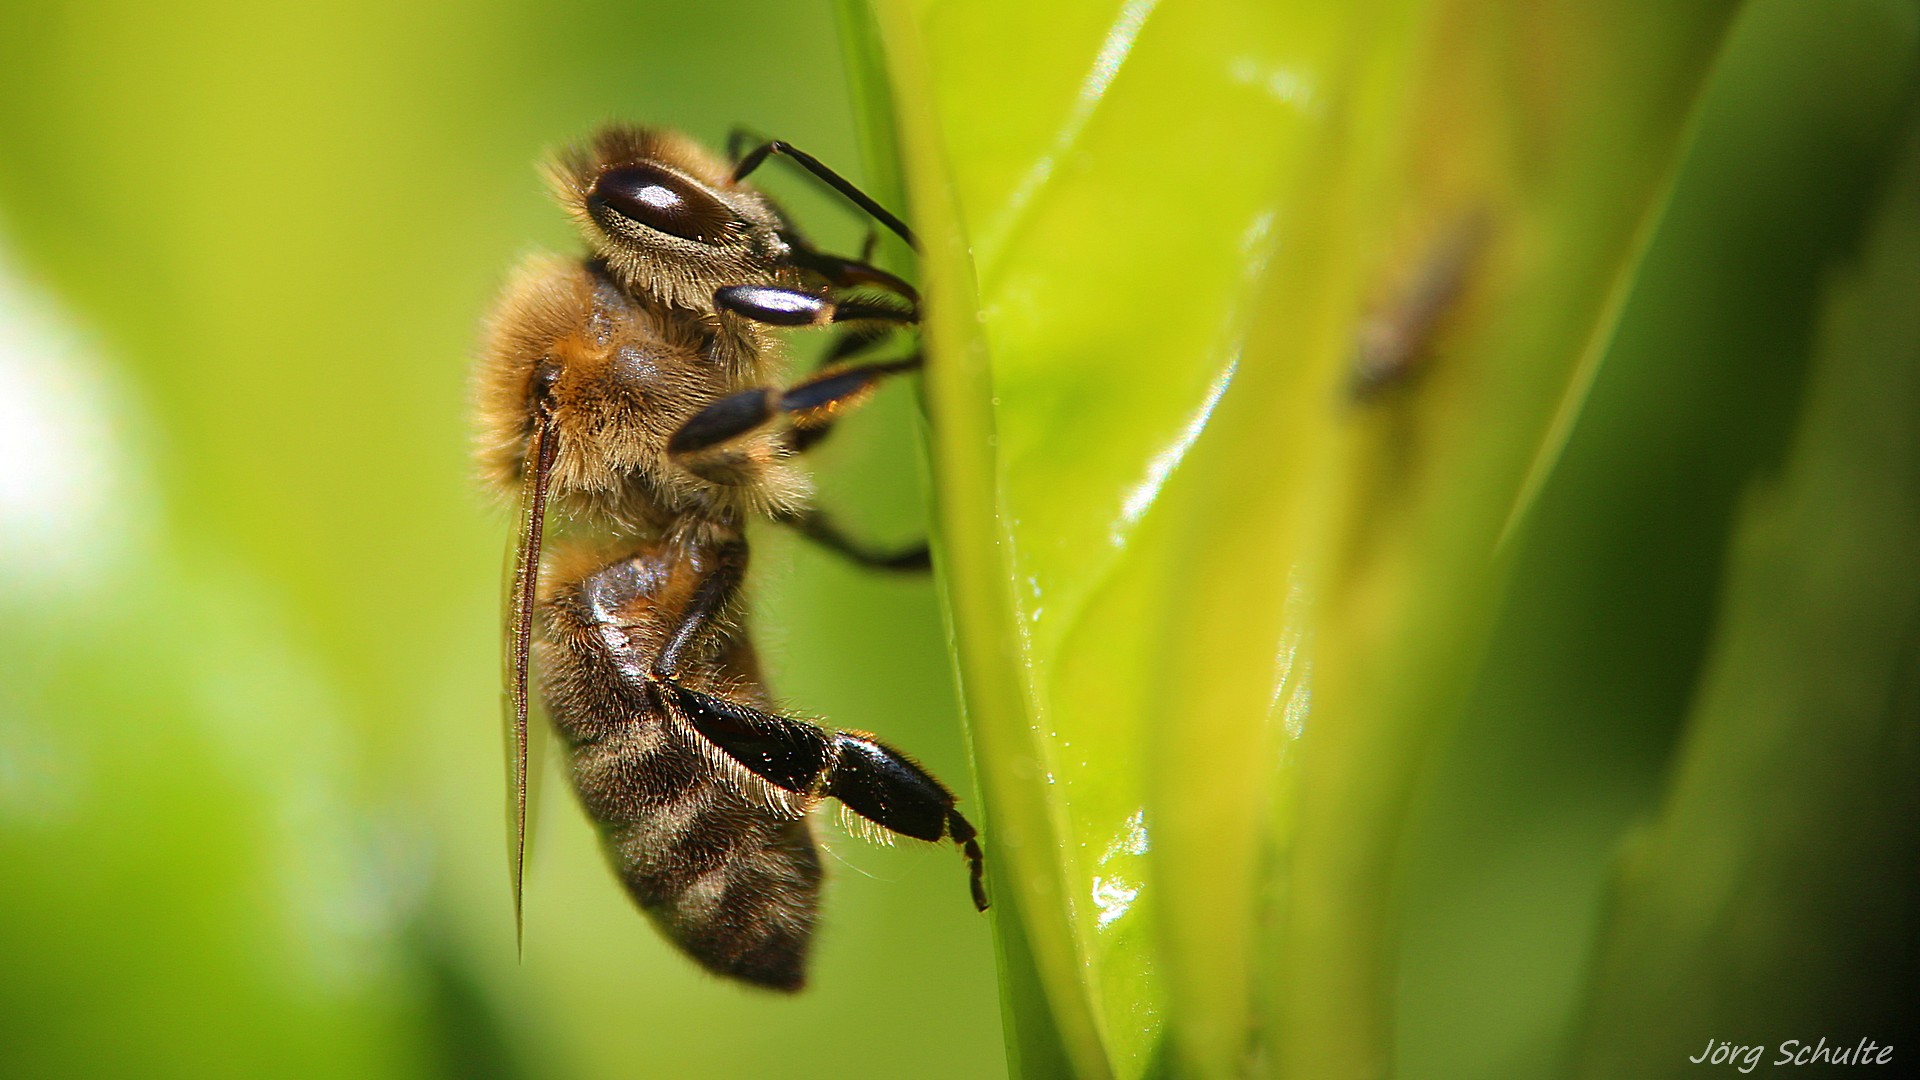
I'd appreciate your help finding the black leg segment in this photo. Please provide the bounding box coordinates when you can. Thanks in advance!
[668,356,922,458]
[661,682,987,910]
[782,508,930,573]
[665,682,833,792]
[715,284,917,329]
[729,138,918,250]
[786,323,911,452]
[827,734,989,912]
[826,735,948,841]
[667,389,776,457]
[781,357,920,420]
[788,248,920,305]
[652,541,748,682]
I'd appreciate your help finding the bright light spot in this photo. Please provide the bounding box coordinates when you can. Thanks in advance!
[1109,210,1274,545]
[1229,58,1319,111]
[1106,808,1150,858]
[1112,360,1237,542]
[1267,569,1313,739]
[987,0,1163,256]
[1092,875,1142,931]
[1082,0,1160,104]
[0,246,149,601]
[1091,809,1151,931]
[1283,673,1312,740]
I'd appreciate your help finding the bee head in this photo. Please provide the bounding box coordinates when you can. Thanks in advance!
[547,125,792,311]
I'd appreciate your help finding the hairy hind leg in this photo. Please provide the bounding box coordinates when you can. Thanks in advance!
[659,681,987,911]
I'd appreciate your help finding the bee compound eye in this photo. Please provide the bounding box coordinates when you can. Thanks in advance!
[591,163,739,244]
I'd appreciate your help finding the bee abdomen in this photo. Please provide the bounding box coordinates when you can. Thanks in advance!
[568,728,702,820]
[569,719,822,992]
[600,786,822,991]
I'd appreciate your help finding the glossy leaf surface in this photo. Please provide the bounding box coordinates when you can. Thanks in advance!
[839,1,1890,1077]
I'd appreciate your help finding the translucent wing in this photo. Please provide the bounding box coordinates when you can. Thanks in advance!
[503,415,557,953]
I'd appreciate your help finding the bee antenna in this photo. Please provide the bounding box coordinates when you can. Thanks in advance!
[731,138,919,251]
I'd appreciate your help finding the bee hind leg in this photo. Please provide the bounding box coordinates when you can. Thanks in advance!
[651,539,748,683]
[660,681,988,912]
[823,732,989,912]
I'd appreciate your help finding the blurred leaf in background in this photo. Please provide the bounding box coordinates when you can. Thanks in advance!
[0,1,1001,1078]
[1400,3,1920,1078]
[852,0,1918,1076]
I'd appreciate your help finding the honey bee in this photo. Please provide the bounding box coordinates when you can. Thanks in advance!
[473,125,985,991]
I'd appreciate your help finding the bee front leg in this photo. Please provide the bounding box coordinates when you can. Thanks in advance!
[713,284,917,329]
[787,247,920,306]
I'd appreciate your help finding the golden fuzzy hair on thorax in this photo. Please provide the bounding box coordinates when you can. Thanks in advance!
[471,254,811,535]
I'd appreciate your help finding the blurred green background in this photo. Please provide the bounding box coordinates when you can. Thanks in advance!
[0,1,1002,1077]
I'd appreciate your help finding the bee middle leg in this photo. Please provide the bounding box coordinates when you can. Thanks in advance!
[651,539,749,683]
[666,353,932,574]
[783,322,905,455]
[667,354,922,458]
[777,507,929,573]
[692,283,920,465]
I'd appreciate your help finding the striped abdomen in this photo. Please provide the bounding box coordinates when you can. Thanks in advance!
[538,541,822,991]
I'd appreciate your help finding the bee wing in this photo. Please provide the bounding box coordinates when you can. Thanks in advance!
[503,414,558,953]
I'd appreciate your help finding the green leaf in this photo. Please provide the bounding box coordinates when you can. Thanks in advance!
[1569,7,1920,1074]
[850,0,1746,1076]
[1393,4,1920,1077]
